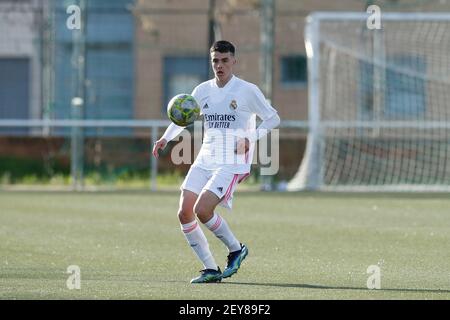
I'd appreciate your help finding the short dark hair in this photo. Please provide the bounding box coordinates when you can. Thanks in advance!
[210,40,236,56]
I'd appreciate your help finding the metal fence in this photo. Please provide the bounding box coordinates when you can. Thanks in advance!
[0,119,308,190]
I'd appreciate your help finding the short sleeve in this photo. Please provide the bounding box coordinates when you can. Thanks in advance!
[247,84,278,120]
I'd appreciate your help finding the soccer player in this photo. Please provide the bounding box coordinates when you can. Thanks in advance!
[152,40,280,283]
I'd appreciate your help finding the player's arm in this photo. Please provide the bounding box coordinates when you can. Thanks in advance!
[235,85,281,154]
[152,123,184,158]
[250,112,280,142]
[249,84,280,142]
[235,113,280,154]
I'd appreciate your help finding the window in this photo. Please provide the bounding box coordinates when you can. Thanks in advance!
[280,55,307,86]
[358,55,426,120]
[0,58,30,135]
[54,0,134,136]
[384,55,426,119]
[163,57,209,114]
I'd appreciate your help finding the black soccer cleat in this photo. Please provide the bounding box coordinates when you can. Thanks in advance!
[190,267,223,284]
[222,244,248,279]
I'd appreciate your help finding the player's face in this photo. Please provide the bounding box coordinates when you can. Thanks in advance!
[211,51,236,85]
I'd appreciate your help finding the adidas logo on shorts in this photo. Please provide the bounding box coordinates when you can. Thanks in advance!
[217,187,223,193]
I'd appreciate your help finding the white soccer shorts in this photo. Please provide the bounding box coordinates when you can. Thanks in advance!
[180,166,250,210]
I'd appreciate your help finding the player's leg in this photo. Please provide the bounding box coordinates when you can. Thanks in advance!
[195,189,241,253]
[193,189,222,224]
[196,172,248,279]
[178,167,221,283]
[177,189,197,224]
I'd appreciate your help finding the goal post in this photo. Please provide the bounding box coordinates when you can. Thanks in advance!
[288,12,450,192]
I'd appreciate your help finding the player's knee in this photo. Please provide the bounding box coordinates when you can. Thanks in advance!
[193,202,211,221]
[177,208,193,222]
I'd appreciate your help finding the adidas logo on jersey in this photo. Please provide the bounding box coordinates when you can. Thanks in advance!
[203,103,209,109]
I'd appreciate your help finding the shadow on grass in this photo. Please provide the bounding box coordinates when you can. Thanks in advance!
[222,281,450,294]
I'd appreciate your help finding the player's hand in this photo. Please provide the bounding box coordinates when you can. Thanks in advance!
[235,138,250,155]
[152,138,167,158]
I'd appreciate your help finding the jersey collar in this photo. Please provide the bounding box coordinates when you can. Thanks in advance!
[214,74,236,90]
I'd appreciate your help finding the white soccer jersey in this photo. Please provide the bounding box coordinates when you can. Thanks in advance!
[191,75,278,174]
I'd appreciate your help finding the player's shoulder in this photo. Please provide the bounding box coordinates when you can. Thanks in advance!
[193,79,215,92]
[191,79,215,101]
[234,76,261,92]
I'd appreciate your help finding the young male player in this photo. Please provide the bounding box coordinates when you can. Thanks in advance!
[152,40,280,283]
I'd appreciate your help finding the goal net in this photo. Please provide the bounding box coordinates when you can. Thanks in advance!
[288,12,450,192]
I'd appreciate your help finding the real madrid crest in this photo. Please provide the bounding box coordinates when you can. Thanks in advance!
[230,100,238,111]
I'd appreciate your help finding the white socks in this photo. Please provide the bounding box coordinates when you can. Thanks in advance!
[181,220,218,270]
[181,213,241,270]
[205,213,241,252]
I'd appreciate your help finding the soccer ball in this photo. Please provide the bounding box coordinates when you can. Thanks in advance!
[167,94,201,127]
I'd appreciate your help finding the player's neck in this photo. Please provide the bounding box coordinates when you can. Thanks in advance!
[215,74,233,88]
